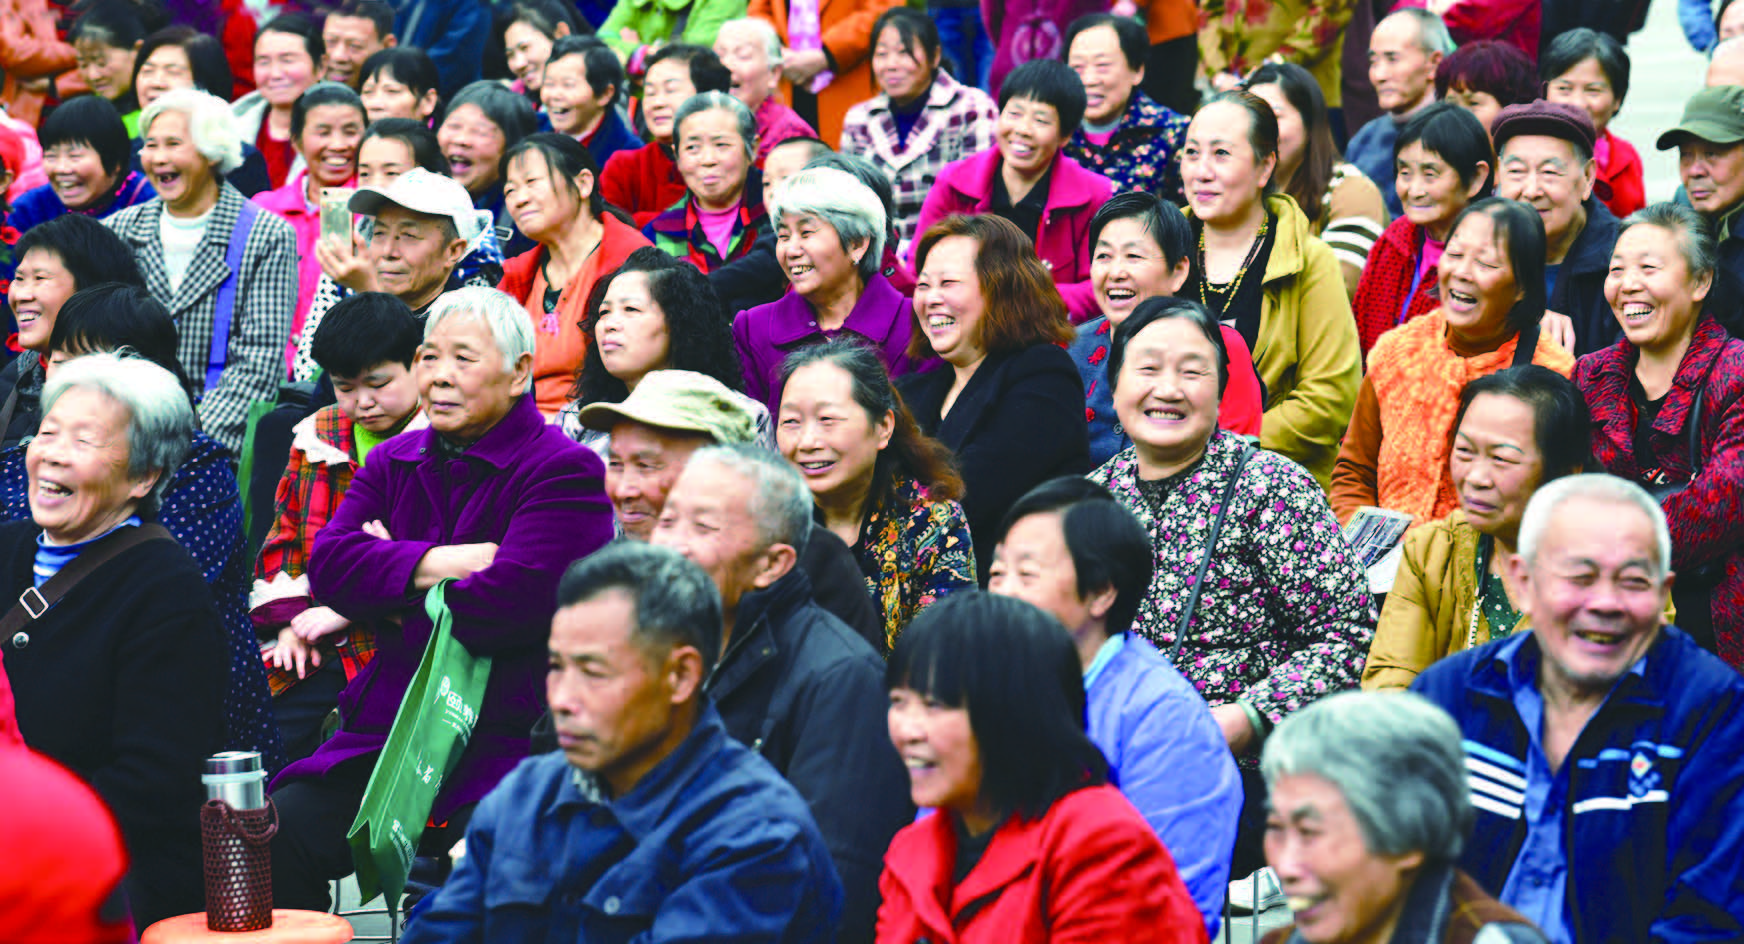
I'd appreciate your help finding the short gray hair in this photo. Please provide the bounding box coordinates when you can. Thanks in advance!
[557,541,726,671]
[674,91,758,162]
[1517,473,1672,577]
[1619,202,1717,288]
[688,443,812,555]
[719,17,783,65]
[41,352,194,516]
[771,167,888,282]
[1384,7,1456,56]
[144,89,244,175]
[1262,691,1471,864]
[424,287,537,393]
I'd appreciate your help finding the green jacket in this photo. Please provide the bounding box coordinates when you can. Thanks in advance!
[599,0,746,56]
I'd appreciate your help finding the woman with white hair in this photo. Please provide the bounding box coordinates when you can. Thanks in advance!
[1258,691,1546,944]
[0,352,228,929]
[105,87,300,454]
[713,17,818,164]
[271,287,614,911]
[733,165,926,410]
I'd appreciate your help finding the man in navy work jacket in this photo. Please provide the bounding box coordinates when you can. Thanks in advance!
[1412,474,1744,944]
[401,542,845,943]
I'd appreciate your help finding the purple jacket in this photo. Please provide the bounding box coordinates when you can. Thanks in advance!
[279,395,612,820]
[733,273,929,412]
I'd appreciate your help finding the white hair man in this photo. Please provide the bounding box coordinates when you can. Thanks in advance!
[713,17,818,163]
[1346,8,1456,217]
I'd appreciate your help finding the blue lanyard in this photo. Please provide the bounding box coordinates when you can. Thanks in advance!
[1398,233,1428,327]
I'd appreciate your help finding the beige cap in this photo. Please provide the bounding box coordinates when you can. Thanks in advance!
[576,369,758,444]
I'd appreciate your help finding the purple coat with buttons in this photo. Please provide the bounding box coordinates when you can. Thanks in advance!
[275,394,612,821]
[733,273,931,412]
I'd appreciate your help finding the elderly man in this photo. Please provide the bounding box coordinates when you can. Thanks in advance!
[715,18,817,165]
[1063,14,1188,203]
[401,542,844,941]
[1259,692,1546,944]
[651,445,910,944]
[1346,8,1455,217]
[1492,101,1620,356]
[322,0,396,88]
[270,288,614,912]
[1412,475,1744,943]
[1659,85,1744,333]
[349,167,478,315]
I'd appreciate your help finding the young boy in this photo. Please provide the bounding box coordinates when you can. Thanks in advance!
[254,292,424,761]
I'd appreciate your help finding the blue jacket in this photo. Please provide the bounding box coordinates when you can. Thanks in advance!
[1411,627,1744,943]
[10,171,155,234]
[388,0,486,98]
[586,108,644,171]
[1086,635,1242,938]
[1346,114,1401,219]
[402,702,845,943]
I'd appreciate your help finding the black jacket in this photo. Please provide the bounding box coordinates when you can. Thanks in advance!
[706,568,911,944]
[1550,197,1622,357]
[899,343,1091,579]
[0,520,228,928]
[800,522,885,655]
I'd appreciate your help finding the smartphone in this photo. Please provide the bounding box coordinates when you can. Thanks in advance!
[319,187,356,246]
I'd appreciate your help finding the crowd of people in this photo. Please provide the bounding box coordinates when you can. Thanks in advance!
[1,0,1743,942]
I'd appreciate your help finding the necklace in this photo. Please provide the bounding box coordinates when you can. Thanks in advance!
[1197,215,1269,322]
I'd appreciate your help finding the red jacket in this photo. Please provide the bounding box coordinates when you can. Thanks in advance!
[1395,0,1538,62]
[912,148,1114,323]
[600,142,687,228]
[1597,128,1645,220]
[1353,215,1440,355]
[876,784,1208,944]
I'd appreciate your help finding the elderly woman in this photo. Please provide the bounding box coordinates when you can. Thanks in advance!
[600,46,733,226]
[715,18,817,164]
[1543,29,1643,219]
[1432,40,1538,136]
[1363,366,1593,691]
[1062,14,1189,202]
[1088,296,1374,880]
[1258,692,1546,944]
[359,47,444,126]
[735,167,919,410]
[744,0,882,148]
[439,81,539,258]
[778,339,974,649]
[1179,89,1360,487]
[0,351,226,929]
[539,37,641,167]
[270,287,613,911]
[878,591,1206,942]
[1333,199,1576,527]
[1577,203,1744,667]
[840,7,997,259]
[900,214,1090,581]
[9,96,155,234]
[107,88,300,454]
[914,59,1114,322]
[232,13,323,191]
[497,133,652,415]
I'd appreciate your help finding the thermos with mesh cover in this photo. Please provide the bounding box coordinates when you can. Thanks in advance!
[200,751,277,931]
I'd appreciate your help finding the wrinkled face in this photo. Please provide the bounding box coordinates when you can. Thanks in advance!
[1091,216,1188,325]
[135,44,193,110]
[10,249,77,353]
[1396,141,1481,241]
[761,140,813,209]
[1545,58,1620,135]
[547,590,689,795]
[541,54,607,137]
[368,205,467,306]
[297,103,366,189]
[1606,223,1709,356]
[415,313,529,445]
[27,387,153,546]
[871,26,932,104]
[1249,83,1306,173]
[356,135,415,189]
[1369,15,1437,115]
[777,360,891,504]
[606,421,705,540]
[361,67,438,124]
[1514,496,1667,699]
[650,459,778,616]
[715,23,778,110]
[1498,135,1594,253]
[505,150,586,244]
[914,235,986,367]
[1450,392,1545,544]
[593,272,671,386]
[254,30,317,108]
[1112,316,1222,471]
[888,686,983,820]
[141,109,217,213]
[1677,138,1744,219]
[642,59,697,143]
[43,139,116,212]
[438,104,509,195]
[322,14,388,86]
[989,511,1102,635]
[777,213,865,298]
[675,107,750,212]
[1267,773,1421,944]
[1443,86,1503,135]
[331,361,421,434]
[1067,25,1142,126]
[503,21,557,93]
[1438,211,1522,343]
[995,96,1064,179]
[1181,101,1275,226]
[75,37,135,103]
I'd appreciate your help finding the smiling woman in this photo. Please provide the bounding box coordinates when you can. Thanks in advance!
[8,96,156,235]
[231,13,324,191]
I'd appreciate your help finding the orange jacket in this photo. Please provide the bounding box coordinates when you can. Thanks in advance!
[0,0,74,125]
[748,0,899,148]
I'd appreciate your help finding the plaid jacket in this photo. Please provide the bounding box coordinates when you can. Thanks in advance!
[106,184,299,452]
[1063,90,1189,204]
[840,69,998,256]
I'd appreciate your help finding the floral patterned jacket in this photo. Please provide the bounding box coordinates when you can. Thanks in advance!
[852,478,978,650]
[1198,0,1356,107]
[1063,90,1189,204]
[1088,429,1375,725]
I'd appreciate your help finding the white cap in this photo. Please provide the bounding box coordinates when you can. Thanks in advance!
[348,167,484,244]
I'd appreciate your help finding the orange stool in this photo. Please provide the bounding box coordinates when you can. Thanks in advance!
[142,910,354,944]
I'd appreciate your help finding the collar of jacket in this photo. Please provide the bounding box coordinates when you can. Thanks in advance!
[1465,622,1675,715]
[706,568,814,700]
[392,393,547,471]
[1072,89,1178,148]
[118,181,247,249]
[763,273,905,347]
[649,167,767,237]
[1716,200,1744,243]
[1375,214,1425,260]
[541,701,734,835]
[1560,196,1620,278]
[500,213,646,296]
[1096,428,1248,531]
[1586,315,1730,440]
[943,148,1105,215]
[889,802,1072,929]
[866,68,971,118]
[1187,192,1314,287]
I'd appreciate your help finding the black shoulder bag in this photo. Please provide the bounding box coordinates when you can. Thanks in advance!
[1170,441,1257,661]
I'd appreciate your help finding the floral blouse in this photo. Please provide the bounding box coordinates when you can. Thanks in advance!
[1088,429,1375,725]
[852,478,978,650]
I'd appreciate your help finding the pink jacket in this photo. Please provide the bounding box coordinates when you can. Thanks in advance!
[253,173,329,373]
[912,148,1114,322]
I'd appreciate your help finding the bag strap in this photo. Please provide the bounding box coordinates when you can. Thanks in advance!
[0,522,174,641]
[1170,441,1256,661]
[1510,320,1541,368]
[207,200,260,398]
